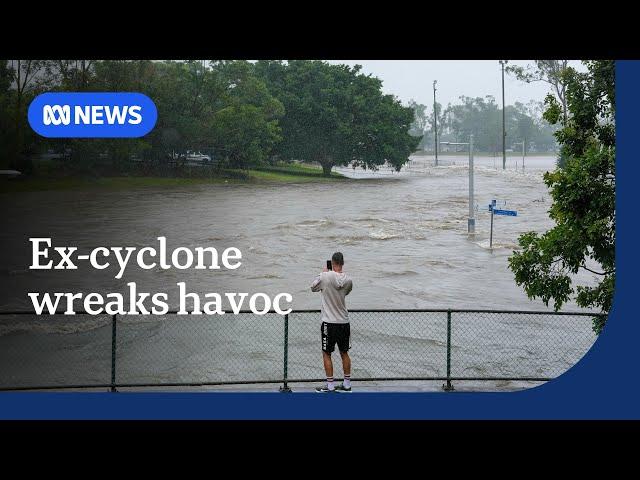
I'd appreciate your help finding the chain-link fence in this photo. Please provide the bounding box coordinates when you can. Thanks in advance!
[0,309,603,391]
[0,313,112,389]
[287,311,448,382]
[116,312,284,387]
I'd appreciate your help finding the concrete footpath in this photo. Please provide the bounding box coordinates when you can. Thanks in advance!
[110,380,544,393]
[18,380,546,393]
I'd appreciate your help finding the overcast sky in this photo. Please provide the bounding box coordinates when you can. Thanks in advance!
[326,60,584,108]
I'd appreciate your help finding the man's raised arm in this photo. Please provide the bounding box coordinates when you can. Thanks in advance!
[311,272,324,292]
[344,278,353,296]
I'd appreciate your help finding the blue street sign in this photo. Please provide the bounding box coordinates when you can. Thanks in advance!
[487,200,507,211]
[493,209,517,216]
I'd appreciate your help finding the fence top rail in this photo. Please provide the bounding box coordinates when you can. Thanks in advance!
[0,308,606,317]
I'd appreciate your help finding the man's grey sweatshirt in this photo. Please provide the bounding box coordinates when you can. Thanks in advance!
[311,271,353,324]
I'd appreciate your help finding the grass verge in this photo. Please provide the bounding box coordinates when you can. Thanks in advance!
[0,164,347,193]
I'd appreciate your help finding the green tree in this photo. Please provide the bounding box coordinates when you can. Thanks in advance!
[508,61,615,334]
[75,60,151,172]
[142,60,225,163]
[413,100,448,152]
[507,61,570,165]
[523,100,558,152]
[440,95,556,155]
[506,60,570,123]
[512,102,536,154]
[140,60,282,171]
[408,99,428,148]
[0,61,11,93]
[2,60,52,171]
[0,59,286,176]
[256,60,418,176]
[209,60,283,169]
[445,95,502,153]
[46,60,94,90]
[0,61,12,169]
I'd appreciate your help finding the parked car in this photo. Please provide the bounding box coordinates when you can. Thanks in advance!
[185,151,212,165]
[0,169,22,179]
[165,150,215,167]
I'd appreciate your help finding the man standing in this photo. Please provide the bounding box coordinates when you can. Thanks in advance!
[310,252,353,393]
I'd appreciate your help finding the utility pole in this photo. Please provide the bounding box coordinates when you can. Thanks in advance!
[499,60,508,170]
[433,80,438,167]
[489,199,496,249]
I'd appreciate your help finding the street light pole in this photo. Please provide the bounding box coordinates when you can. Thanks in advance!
[499,60,508,170]
[433,80,438,167]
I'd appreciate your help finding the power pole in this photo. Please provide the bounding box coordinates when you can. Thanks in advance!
[433,80,438,167]
[499,60,508,170]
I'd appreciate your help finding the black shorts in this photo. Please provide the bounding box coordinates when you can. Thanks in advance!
[321,322,350,353]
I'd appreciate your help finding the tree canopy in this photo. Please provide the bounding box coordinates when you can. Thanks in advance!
[409,95,558,154]
[254,60,419,175]
[1,60,417,176]
[508,60,615,334]
[506,60,570,123]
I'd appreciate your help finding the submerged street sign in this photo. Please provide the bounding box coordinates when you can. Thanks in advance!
[488,201,518,249]
[492,209,517,216]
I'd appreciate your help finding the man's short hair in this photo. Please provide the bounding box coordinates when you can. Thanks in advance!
[332,252,344,266]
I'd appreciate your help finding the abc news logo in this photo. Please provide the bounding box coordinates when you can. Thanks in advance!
[42,105,142,125]
[42,104,143,126]
[29,92,157,138]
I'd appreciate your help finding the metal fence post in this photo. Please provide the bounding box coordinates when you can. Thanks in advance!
[442,310,455,391]
[110,314,117,392]
[279,313,292,392]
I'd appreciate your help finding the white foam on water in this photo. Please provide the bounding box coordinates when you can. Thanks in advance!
[0,317,109,337]
[474,238,520,250]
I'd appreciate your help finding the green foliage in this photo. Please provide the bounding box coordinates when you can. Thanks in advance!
[0,60,56,170]
[408,100,428,138]
[0,60,11,92]
[3,59,414,177]
[507,60,570,122]
[508,61,615,334]
[411,96,557,154]
[0,60,13,168]
[453,97,556,153]
[209,61,284,169]
[255,60,418,176]
[409,99,447,151]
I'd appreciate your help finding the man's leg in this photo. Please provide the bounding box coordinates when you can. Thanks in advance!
[340,351,351,389]
[323,351,334,379]
[316,322,336,392]
[336,323,352,391]
[339,351,351,376]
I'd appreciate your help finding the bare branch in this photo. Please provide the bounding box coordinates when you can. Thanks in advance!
[580,264,613,276]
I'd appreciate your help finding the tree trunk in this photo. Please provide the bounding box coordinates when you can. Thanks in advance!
[13,91,23,169]
[321,162,333,177]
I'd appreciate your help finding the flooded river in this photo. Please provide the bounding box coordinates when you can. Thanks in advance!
[0,154,596,311]
[0,155,600,389]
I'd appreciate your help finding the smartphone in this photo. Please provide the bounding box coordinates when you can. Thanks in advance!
[326,260,332,271]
